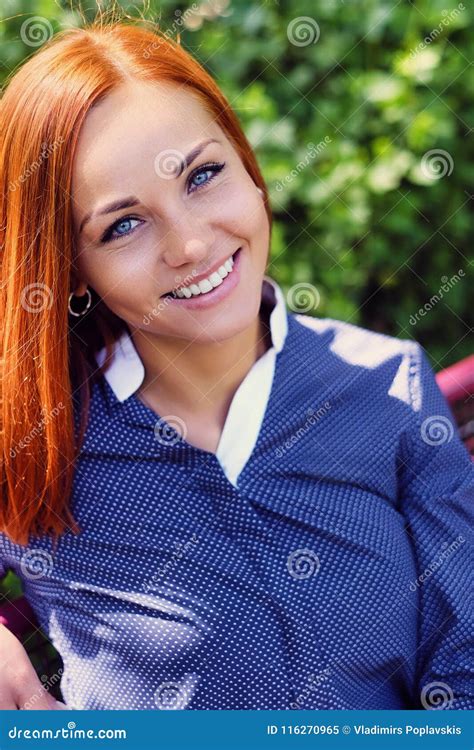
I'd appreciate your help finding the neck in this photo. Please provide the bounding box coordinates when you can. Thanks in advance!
[130,312,272,426]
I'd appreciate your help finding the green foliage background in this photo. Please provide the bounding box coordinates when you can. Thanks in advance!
[1,0,472,368]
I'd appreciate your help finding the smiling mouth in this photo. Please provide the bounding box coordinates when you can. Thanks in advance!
[161,248,241,299]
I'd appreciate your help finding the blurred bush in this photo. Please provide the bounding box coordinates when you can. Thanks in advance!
[1,0,472,367]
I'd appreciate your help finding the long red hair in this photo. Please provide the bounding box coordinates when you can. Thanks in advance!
[0,16,271,544]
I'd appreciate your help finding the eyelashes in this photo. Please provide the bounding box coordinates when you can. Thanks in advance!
[100,161,226,244]
[188,161,225,194]
[100,217,142,245]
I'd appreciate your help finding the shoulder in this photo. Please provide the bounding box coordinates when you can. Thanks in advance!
[291,312,423,412]
[293,312,417,363]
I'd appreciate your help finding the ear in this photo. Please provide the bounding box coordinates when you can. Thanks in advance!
[70,278,89,297]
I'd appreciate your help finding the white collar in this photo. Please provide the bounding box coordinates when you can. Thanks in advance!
[95,275,288,403]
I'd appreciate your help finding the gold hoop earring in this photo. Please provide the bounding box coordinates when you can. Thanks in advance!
[68,288,92,317]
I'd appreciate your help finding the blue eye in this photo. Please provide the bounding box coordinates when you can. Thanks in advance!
[100,162,225,244]
[101,217,142,244]
[188,161,225,193]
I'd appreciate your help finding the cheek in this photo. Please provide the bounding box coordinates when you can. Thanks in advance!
[76,251,152,303]
[211,181,269,244]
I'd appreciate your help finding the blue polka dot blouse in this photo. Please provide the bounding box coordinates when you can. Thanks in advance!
[1,283,473,710]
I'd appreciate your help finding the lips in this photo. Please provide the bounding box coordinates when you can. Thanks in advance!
[161,248,240,298]
[158,246,243,310]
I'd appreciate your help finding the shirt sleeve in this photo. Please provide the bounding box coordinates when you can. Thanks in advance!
[398,341,474,709]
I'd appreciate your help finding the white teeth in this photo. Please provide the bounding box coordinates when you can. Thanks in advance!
[198,278,213,294]
[209,272,223,288]
[170,251,238,299]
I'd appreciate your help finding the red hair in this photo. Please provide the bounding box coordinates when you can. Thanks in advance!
[0,16,271,544]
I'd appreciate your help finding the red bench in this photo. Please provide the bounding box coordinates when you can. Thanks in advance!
[435,354,474,458]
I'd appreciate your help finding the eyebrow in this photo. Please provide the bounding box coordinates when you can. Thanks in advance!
[78,137,220,234]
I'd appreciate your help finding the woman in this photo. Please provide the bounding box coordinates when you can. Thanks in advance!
[0,19,472,711]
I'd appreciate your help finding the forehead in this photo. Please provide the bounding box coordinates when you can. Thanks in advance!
[72,80,222,193]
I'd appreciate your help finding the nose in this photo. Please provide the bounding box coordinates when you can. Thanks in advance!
[161,216,214,269]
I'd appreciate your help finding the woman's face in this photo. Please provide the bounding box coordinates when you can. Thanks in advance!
[71,80,270,343]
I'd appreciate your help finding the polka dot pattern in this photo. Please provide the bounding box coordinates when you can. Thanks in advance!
[1,308,472,710]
